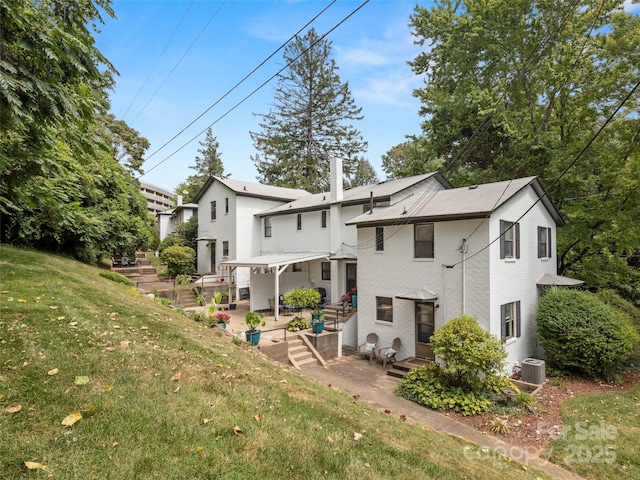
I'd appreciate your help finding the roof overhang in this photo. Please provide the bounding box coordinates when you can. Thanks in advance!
[395,289,439,301]
[196,237,217,241]
[222,252,330,269]
[537,274,584,287]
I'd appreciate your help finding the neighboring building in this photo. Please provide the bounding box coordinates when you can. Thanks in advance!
[139,181,174,214]
[157,195,198,242]
[192,176,311,292]
[346,176,576,372]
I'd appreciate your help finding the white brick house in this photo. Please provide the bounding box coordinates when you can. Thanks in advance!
[347,176,569,372]
[193,177,310,292]
[222,158,452,318]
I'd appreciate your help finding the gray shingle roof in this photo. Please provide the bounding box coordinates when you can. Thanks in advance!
[193,176,310,203]
[259,172,450,216]
[346,176,564,227]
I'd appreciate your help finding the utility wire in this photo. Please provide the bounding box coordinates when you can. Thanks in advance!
[447,78,640,269]
[130,1,228,126]
[142,0,337,163]
[141,0,368,176]
[121,1,195,120]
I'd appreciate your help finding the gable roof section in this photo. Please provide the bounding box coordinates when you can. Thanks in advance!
[346,177,564,227]
[258,172,452,217]
[193,176,311,203]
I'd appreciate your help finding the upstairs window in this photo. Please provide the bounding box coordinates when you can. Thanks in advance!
[225,197,229,214]
[321,210,327,229]
[210,201,217,220]
[264,217,272,237]
[297,213,302,231]
[222,241,229,257]
[501,301,521,340]
[500,220,520,259]
[538,226,552,258]
[375,227,384,251]
[414,223,434,258]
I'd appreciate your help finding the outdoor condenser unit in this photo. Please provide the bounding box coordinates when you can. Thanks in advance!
[521,358,546,385]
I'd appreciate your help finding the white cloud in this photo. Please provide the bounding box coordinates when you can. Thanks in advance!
[623,0,640,13]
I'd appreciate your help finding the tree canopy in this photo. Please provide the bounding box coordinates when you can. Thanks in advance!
[0,0,155,263]
[250,28,368,193]
[388,0,640,304]
[175,127,226,203]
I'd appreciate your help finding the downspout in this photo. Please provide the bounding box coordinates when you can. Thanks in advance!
[459,239,468,315]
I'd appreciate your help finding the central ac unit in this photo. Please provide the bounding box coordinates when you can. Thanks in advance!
[521,358,546,385]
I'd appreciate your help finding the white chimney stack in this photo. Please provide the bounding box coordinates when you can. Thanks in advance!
[330,157,343,202]
[177,195,183,207]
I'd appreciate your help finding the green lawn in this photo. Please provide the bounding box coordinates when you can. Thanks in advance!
[0,246,550,479]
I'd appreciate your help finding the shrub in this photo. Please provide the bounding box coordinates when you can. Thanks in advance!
[160,245,196,277]
[396,364,492,416]
[285,316,310,332]
[431,314,507,391]
[537,288,640,381]
[283,288,321,310]
[99,270,134,287]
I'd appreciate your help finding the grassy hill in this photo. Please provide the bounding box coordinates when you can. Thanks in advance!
[0,246,551,479]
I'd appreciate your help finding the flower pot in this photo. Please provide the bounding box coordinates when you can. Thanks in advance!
[245,330,261,346]
[351,295,358,309]
[312,321,324,334]
[229,304,237,310]
[218,322,227,329]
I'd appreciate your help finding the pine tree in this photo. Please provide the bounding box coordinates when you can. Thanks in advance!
[177,128,226,202]
[250,28,367,193]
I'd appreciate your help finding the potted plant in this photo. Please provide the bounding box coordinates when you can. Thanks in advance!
[311,306,325,334]
[211,312,231,329]
[284,288,321,314]
[244,310,265,345]
[350,286,357,309]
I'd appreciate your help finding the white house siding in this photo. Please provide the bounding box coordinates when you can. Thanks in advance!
[157,213,173,242]
[262,210,331,253]
[197,182,237,275]
[356,218,490,361]
[489,185,557,371]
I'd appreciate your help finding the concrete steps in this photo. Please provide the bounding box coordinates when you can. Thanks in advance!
[288,336,319,369]
[386,359,433,379]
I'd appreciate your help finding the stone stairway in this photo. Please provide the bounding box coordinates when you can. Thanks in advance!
[287,335,319,370]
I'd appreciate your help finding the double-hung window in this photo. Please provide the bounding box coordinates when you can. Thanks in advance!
[538,226,552,258]
[414,223,434,258]
[297,213,302,231]
[222,241,229,257]
[210,201,217,221]
[321,210,327,229]
[376,297,393,323]
[264,217,272,237]
[501,301,521,340]
[321,262,331,280]
[375,227,384,251]
[500,220,520,259]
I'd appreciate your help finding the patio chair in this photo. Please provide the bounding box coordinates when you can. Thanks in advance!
[268,298,292,316]
[357,333,379,363]
[128,257,139,267]
[377,337,401,368]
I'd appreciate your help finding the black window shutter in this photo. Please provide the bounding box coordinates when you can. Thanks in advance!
[548,228,553,258]
[500,220,506,259]
[501,304,507,338]
[515,223,521,259]
[516,301,521,337]
[537,227,542,258]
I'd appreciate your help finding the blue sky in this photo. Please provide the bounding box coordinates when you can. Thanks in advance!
[96,0,640,193]
[95,0,431,192]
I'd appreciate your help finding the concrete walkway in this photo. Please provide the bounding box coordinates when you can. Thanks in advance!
[299,356,582,480]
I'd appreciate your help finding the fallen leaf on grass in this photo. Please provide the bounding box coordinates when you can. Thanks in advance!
[102,385,112,392]
[62,411,82,426]
[18,298,26,303]
[170,372,181,382]
[68,321,78,327]
[203,418,216,424]
[74,376,89,385]
[233,426,244,435]
[254,413,264,422]
[120,341,130,348]
[47,368,59,376]
[5,405,22,414]
[353,432,363,441]
[24,461,47,471]
[195,446,204,452]
[279,379,288,384]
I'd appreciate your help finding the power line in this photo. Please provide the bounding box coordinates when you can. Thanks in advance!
[130,1,228,126]
[141,0,337,164]
[120,1,195,120]
[141,0,368,177]
[448,78,640,269]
